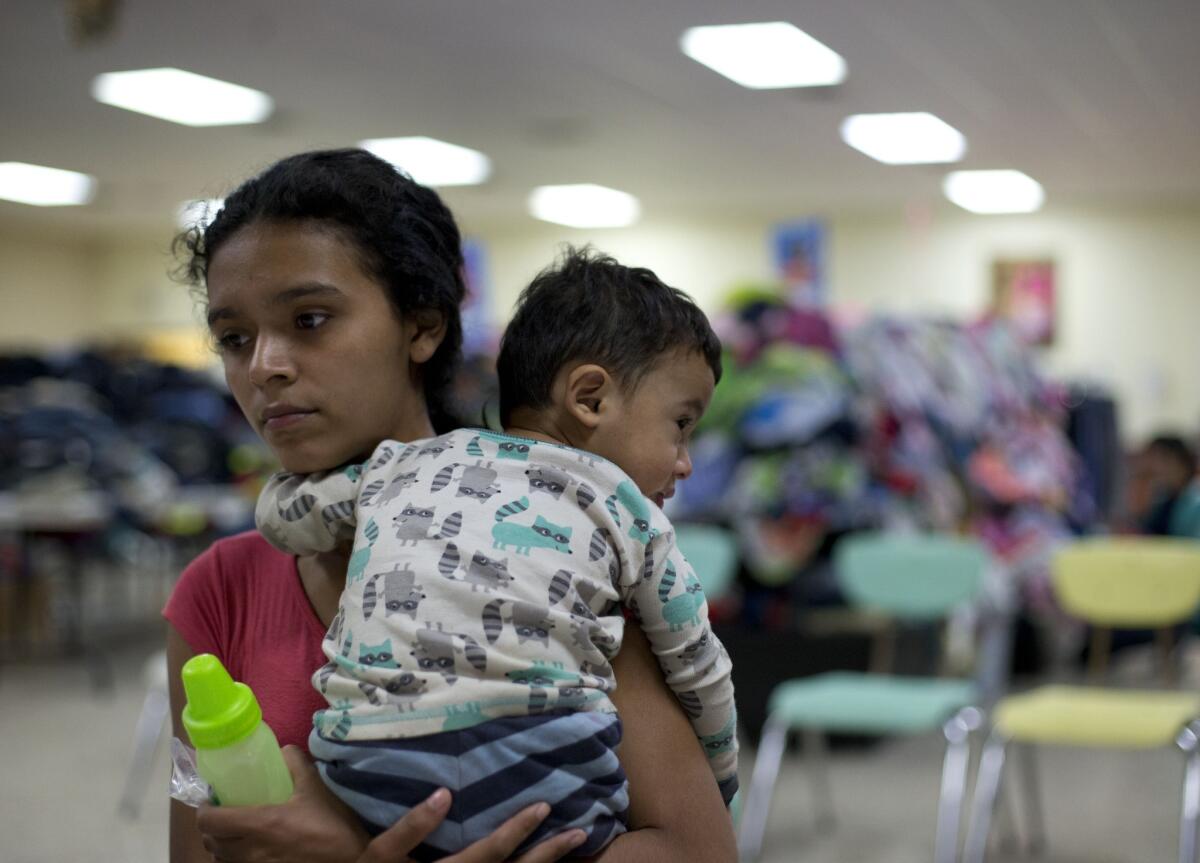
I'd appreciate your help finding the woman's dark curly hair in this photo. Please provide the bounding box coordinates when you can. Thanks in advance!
[174,148,465,432]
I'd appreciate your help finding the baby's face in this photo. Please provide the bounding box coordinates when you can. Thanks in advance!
[588,349,715,508]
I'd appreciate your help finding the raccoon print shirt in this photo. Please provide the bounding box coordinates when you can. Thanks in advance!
[255,428,738,792]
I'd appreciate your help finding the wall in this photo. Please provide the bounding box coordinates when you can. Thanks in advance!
[0,231,99,349]
[2,203,1198,441]
[478,204,1200,442]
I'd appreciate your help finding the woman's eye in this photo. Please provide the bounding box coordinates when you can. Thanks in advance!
[215,331,249,351]
[296,312,330,330]
[676,417,693,431]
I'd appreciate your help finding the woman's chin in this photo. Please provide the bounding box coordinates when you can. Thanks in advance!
[274,446,354,475]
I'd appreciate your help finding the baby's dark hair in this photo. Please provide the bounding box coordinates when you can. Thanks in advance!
[174,148,465,432]
[496,246,721,426]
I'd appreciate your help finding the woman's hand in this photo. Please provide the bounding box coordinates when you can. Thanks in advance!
[196,746,586,863]
[358,786,587,863]
[195,746,372,863]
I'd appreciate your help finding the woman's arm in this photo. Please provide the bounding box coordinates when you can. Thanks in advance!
[168,624,226,863]
[586,624,737,863]
[168,623,374,863]
[170,623,585,863]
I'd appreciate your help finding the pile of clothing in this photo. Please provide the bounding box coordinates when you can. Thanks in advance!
[669,296,1093,612]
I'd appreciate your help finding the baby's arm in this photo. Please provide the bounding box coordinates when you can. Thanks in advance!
[621,532,739,801]
[255,465,363,556]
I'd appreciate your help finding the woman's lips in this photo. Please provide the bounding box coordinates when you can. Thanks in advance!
[263,410,316,431]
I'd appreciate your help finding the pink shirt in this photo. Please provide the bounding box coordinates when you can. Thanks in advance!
[163,531,329,752]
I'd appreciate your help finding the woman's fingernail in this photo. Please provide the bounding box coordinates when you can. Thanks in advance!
[427,788,450,812]
[567,829,588,848]
[534,802,551,819]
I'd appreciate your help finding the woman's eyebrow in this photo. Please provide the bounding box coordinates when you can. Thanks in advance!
[206,283,344,327]
[271,283,344,306]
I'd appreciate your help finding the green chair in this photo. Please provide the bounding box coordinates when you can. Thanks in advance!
[737,532,990,863]
[675,523,739,602]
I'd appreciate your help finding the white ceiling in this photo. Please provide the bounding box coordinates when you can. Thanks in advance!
[2,0,1199,238]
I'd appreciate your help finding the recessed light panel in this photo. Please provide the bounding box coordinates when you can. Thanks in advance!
[841,112,966,164]
[359,137,491,187]
[0,162,94,206]
[943,170,1045,214]
[680,22,846,89]
[528,184,640,228]
[92,68,273,126]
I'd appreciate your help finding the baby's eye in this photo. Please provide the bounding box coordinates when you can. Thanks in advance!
[676,417,694,431]
[296,311,330,330]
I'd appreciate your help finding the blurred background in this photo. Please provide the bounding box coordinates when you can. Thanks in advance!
[2,1,1199,861]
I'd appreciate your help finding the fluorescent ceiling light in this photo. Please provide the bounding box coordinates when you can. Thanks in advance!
[177,198,224,230]
[943,170,1045,214]
[680,21,846,89]
[359,136,491,186]
[528,184,640,228]
[0,162,94,206]
[841,112,966,165]
[92,68,273,126]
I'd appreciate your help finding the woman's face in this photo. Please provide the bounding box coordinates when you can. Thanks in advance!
[206,221,437,473]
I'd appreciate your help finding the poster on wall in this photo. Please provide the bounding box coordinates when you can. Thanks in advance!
[772,218,827,307]
[460,238,493,356]
[990,258,1056,346]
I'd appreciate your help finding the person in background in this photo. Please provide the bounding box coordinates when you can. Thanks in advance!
[1136,435,1200,539]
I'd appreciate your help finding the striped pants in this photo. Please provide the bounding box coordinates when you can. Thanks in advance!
[309,711,629,860]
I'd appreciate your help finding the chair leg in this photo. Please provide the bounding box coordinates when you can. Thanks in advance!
[964,730,1010,863]
[1177,722,1200,863]
[802,728,836,833]
[1013,742,1046,855]
[117,687,170,818]
[935,707,983,863]
[737,716,790,862]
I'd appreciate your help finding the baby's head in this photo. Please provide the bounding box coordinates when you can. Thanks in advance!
[497,246,722,507]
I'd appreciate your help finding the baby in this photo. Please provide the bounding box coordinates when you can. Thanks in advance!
[256,246,737,858]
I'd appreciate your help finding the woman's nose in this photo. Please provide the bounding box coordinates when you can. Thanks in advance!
[248,335,297,389]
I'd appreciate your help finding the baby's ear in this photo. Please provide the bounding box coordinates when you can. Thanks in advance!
[564,363,617,429]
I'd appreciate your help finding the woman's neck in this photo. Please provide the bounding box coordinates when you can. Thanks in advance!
[297,547,351,627]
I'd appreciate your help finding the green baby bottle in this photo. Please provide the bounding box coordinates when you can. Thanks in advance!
[181,654,294,806]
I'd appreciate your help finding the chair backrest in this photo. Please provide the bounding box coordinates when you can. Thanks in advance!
[1053,538,1200,627]
[834,532,989,622]
[675,523,739,602]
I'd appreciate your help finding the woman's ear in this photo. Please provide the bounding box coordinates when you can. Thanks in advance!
[564,364,616,430]
[407,309,447,364]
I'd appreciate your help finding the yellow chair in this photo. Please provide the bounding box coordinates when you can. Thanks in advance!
[964,538,1200,863]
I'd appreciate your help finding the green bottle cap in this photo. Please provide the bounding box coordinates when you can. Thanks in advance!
[181,654,263,749]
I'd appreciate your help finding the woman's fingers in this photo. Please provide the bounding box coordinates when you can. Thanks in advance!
[359,793,586,863]
[281,743,322,791]
[355,788,452,863]
[449,802,571,863]
[510,828,589,863]
[196,800,267,840]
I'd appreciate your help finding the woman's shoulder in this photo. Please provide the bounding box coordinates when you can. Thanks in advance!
[165,530,306,656]
[171,530,295,604]
[197,529,293,572]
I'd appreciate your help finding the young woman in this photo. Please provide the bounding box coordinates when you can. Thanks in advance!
[165,149,736,863]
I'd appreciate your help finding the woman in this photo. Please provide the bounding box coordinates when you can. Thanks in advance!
[165,149,736,862]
